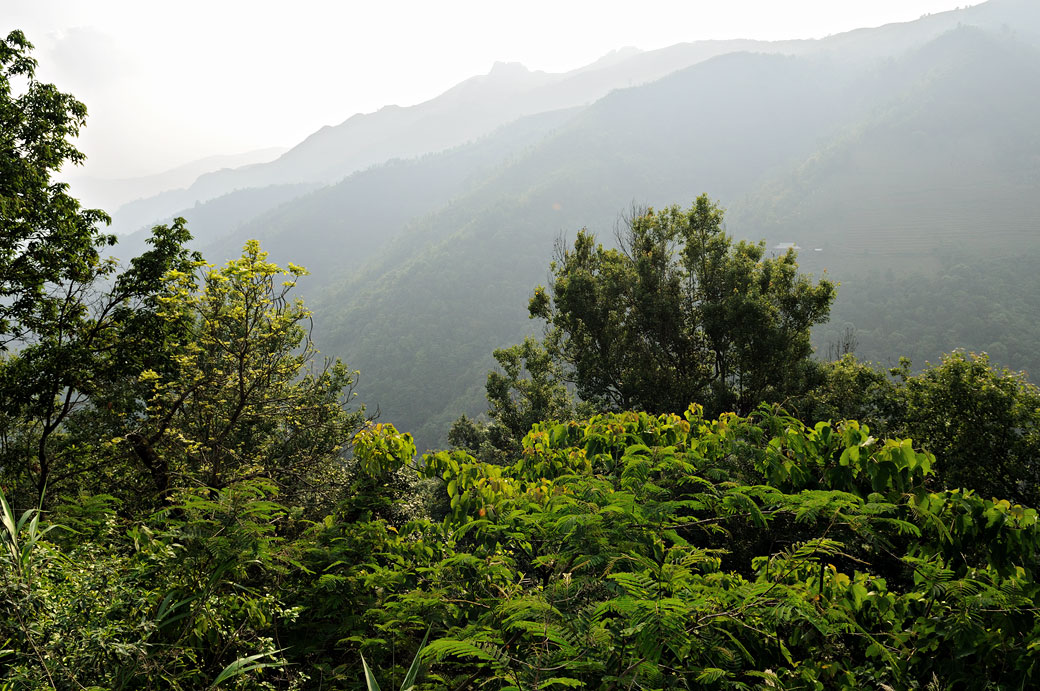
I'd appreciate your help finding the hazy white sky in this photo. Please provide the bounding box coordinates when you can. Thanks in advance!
[8,0,980,178]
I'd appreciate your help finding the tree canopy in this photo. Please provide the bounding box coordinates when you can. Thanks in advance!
[799,351,1040,507]
[0,29,112,346]
[528,196,835,419]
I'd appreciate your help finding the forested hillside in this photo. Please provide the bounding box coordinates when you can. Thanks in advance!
[311,16,1040,447]
[88,1,1040,449]
[6,4,1040,688]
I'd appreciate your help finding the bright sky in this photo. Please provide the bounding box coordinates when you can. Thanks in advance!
[8,0,980,178]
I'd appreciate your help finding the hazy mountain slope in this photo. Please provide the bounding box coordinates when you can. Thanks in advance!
[740,27,1040,373]
[110,183,320,264]
[202,107,583,288]
[115,108,579,275]
[820,252,1040,377]
[202,0,1039,198]
[106,0,1039,240]
[308,23,1040,449]
[177,40,815,190]
[312,52,872,446]
[107,42,800,234]
[802,0,1040,63]
[737,26,1040,275]
[102,65,561,235]
[63,147,287,219]
[261,62,562,185]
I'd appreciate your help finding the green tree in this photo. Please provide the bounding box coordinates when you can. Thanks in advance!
[450,337,586,465]
[0,29,205,507]
[791,353,901,437]
[528,195,836,417]
[122,241,366,512]
[896,351,1040,505]
[800,351,1040,505]
[0,220,201,508]
[0,30,112,346]
[485,338,577,442]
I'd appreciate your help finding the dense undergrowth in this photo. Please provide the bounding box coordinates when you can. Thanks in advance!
[3,26,1040,690]
[4,407,1040,689]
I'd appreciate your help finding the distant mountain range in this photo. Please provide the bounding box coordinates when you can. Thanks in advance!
[102,0,1040,448]
[63,147,287,220]
[105,0,1036,240]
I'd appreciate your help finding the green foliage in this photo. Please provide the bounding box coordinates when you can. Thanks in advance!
[210,652,286,689]
[0,480,302,690]
[895,351,1040,505]
[343,421,430,524]
[486,337,581,447]
[288,406,1039,689]
[802,351,1040,506]
[361,627,430,691]
[0,30,112,345]
[0,30,206,507]
[527,195,836,418]
[0,219,201,508]
[0,486,58,579]
[0,228,360,515]
[116,240,365,513]
[792,353,901,437]
[4,27,1040,689]
[451,337,588,465]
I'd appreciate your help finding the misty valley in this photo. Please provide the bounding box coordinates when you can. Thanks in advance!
[3,1,1040,688]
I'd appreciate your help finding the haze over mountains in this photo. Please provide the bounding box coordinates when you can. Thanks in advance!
[63,147,287,220]
[96,0,1040,448]
[106,0,1036,240]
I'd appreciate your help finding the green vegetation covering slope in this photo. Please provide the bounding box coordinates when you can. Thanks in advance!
[311,50,864,447]
[94,3,1040,450]
[5,17,1040,690]
[820,252,1040,376]
[301,21,1040,448]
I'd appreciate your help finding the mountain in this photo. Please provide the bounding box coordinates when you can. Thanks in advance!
[734,25,1040,272]
[105,42,801,235]
[108,0,1039,242]
[289,53,881,443]
[741,24,1040,375]
[63,148,286,222]
[107,1,1040,241]
[112,106,583,275]
[286,14,1040,448]
[102,0,1040,449]
[109,183,320,264]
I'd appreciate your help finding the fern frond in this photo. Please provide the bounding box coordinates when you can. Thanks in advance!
[422,639,501,667]
[696,667,729,683]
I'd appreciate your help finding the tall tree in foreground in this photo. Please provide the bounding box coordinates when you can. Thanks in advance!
[0,31,208,508]
[120,241,367,513]
[527,195,835,418]
[0,29,112,347]
[0,220,201,507]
